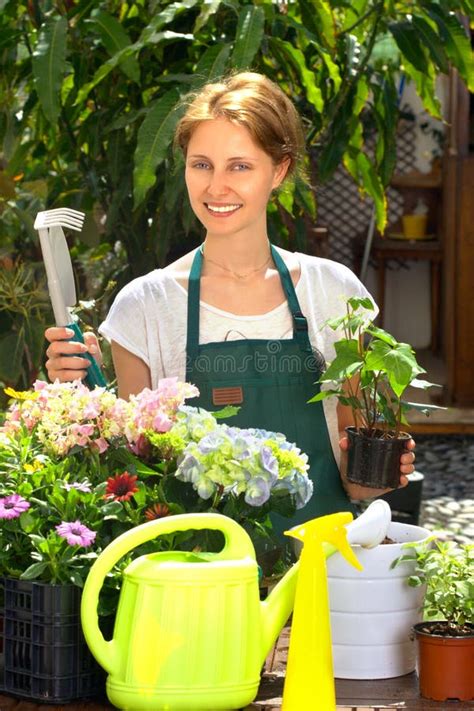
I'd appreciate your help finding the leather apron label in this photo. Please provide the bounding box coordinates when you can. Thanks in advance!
[212,386,243,406]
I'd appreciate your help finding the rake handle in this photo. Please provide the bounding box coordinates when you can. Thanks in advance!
[67,322,107,389]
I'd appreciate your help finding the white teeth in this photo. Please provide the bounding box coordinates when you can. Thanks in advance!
[206,204,241,213]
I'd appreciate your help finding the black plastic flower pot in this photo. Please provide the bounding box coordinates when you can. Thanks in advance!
[346,426,411,489]
[0,578,105,703]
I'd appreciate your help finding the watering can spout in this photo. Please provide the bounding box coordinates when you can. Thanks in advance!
[260,561,300,666]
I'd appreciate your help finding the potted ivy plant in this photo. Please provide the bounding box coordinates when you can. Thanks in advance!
[310,296,442,489]
[392,539,474,701]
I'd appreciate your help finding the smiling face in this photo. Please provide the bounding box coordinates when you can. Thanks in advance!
[185,118,289,240]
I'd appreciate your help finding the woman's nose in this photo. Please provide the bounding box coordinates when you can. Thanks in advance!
[206,169,230,196]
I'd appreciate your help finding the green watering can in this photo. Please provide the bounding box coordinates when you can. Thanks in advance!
[81,506,390,710]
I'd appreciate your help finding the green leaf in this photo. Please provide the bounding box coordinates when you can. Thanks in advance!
[20,561,48,580]
[319,339,363,382]
[409,378,439,390]
[388,21,429,74]
[295,175,316,220]
[24,317,47,371]
[133,89,183,208]
[76,32,192,105]
[365,325,397,346]
[347,296,375,311]
[191,44,231,89]
[88,10,140,82]
[300,0,335,49]
[0,330,24,382]
[367,341,418,397]
[402,59,442,119]
[32,16,68,124]
[68,570,84,587]
[231,5,265,70]
[140,0,199,40]
[411,16,449,75]
[344,149,387,232]
[426,4,474,91]
[211,405,240,420]
[194,0,222,34]
[270,39,323,112]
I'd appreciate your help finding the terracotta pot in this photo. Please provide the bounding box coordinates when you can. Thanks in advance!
[414,622,474,701]
[346,427,411,489]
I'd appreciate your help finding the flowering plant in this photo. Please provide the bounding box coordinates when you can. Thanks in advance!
[0,379,312,610]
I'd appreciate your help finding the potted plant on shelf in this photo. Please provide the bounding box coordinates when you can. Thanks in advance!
[392,538,474,701]
[310,296,442,489]
[0,378,312,703]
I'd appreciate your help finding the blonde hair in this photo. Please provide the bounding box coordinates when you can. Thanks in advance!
[174,72,305,180]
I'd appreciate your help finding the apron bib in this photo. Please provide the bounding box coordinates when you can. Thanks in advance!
[185,245,354,531]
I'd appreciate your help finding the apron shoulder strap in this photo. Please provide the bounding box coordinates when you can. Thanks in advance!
[270,245,310,347]
[186,248,202,360]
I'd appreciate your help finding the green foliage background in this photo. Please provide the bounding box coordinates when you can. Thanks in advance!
[0,0,473,392]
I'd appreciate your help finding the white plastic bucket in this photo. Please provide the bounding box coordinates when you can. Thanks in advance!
[327,521,431,679]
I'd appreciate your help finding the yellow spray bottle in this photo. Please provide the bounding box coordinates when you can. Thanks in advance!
[282,512,363,711]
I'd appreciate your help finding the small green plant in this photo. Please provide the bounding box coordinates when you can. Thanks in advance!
[392,539,474,635]
[310,296,441,438]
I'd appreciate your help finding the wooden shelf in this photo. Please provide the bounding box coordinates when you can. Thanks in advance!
[391,173,442,189]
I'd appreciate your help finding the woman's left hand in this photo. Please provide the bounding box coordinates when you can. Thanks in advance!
[339,436,416,499]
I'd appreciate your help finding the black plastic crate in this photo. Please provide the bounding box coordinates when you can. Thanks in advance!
[0,578,105,704]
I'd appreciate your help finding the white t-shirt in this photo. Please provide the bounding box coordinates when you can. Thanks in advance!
[99,249,377,462]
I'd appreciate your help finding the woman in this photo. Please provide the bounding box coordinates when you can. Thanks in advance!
[45,72,415,524]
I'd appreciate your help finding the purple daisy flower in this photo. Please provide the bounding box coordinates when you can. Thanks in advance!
[0,494,30,519]
[56,520,96,547]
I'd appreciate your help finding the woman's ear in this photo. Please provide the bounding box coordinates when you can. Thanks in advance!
[272,157,291,189]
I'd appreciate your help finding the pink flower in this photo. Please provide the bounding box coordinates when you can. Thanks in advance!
[56,520,96,547]
[0,494,30,519]
[94,437,108,454]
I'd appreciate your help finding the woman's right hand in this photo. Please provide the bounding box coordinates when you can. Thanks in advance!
[44,327,102,383]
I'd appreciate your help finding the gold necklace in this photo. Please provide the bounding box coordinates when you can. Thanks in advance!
[200,246,272,280]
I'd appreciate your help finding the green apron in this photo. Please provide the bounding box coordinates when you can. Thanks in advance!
[185,245,355,530]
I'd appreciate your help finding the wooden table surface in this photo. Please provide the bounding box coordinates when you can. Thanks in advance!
[0,628,471,710]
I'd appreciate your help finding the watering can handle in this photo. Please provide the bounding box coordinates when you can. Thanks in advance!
[81,513,255,673]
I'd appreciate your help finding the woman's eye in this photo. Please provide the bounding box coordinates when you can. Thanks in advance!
[192,162,210,169]
[232,163,250,171]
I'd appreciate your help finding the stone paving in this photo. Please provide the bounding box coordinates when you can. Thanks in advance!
[415,434,474,545]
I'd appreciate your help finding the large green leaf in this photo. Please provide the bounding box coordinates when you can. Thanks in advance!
[270,39,323,112]
[388,21,429,74]
[191,44,231,89]
[133,89,183,208]
[402,59,442,119]
[319,339,363,382]
[366,341,418,397]
[75,32,193,106]
[299,0,335,49]
[425,4,474,91]
[88,10,140,82]
[411,15,449,74]
[231,5,265,69]
[32,16,68,124]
